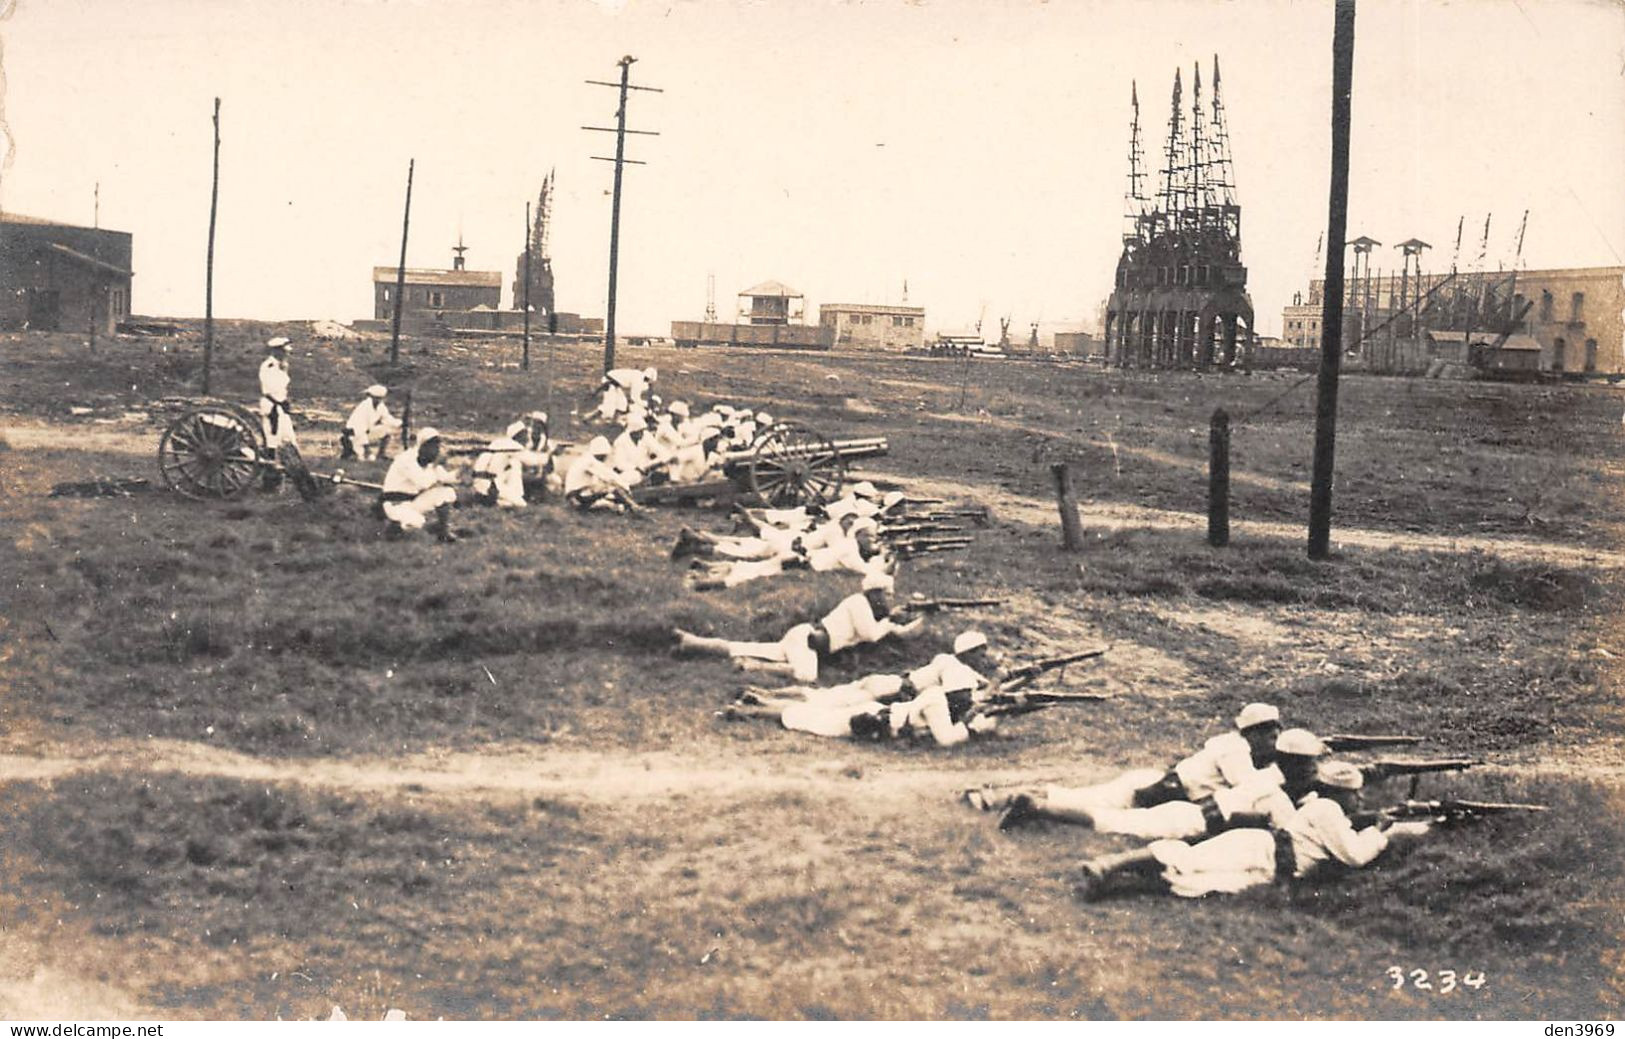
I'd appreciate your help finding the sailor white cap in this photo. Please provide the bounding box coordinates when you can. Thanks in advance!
[851,481,879,499]
[506,420,528,438]
[756,411,774,425]
[415,427,442,446]
[527,410,548,424]
[882,491,906,510]
[1235,703,1281,731]
[365,384,388,397]
[587,436,613,456]
[1315,760,1365,790]
[267,336,291,349]
[1276,728,1328,757]
[861,571,895,593]
[953,631,989,655]
[669,401,690,418]
[643,367,658,380]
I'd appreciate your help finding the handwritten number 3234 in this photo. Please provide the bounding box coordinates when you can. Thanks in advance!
[1388,968,1487,993]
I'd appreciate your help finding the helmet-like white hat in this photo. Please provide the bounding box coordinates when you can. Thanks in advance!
[1314,760,1365,790]
[415,427,442,447]
[851,481,879,499]
[366,384,388,398]
[953,631,989,655]
[506,420,528,438]
[587,436,613,457]
[1235,703,1281,731]
[669,400,690,418]
[267,336,291,349]
[1276,728,1327,757]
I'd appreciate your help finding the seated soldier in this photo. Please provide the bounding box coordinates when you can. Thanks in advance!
[563,437,639,512]
[340,384,401,460]
[673,571,924,683]
[995,727,1328,835]
[1071,752,1432,902]
[380,427,460,542]
[472,419,550,508]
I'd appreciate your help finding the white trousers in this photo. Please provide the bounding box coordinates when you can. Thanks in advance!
[1148,829,1277,898]
[383,486,457,530]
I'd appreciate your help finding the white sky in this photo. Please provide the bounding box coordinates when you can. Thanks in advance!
[2,0,1622,336]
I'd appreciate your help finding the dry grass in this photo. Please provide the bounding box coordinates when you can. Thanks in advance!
[1,326,1623,1018]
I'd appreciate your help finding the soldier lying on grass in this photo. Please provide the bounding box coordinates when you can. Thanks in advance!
[964,701,1284,816]
[673,571,923,682]
[716,630,1002,745]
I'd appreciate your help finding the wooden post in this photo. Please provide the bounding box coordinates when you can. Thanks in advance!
[1309,0,1356,560]
[398,388,413,452]
[389,159,414,367]
[1208,407,1231,547]
[522,200,532,371]
[1051,462,1085,551]
[204,97,220,394]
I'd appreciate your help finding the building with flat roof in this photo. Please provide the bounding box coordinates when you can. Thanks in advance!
[1282,264,1625,374]
[818,303,925,351]
[373,244,503,331]
[0,212,133,334]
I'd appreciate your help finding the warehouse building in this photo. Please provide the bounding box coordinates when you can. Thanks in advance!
[818,302,925,352]
[372,245,503,331]
[0,212,133,334]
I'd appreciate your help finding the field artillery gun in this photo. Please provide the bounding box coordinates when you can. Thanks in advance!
[632,420,888,510]
[155,401,376,502]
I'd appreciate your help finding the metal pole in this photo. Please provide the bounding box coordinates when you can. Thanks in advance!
[523,200,532,371]
[1308,0,1356,560]
[204,98,220,393]
[603,57,632,373]
[389,158,414,367]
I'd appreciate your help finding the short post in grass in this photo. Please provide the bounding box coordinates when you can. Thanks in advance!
[1208,407,1231,547]
[1051,462,1085,551]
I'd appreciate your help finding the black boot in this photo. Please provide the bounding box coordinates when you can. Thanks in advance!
[432,505,460,544]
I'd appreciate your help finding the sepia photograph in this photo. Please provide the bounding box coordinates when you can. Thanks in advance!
[0,0,1621,1023]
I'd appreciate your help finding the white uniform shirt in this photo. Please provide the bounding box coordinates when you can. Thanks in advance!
[819,593,897,653]
[1280,794,1390,877]
[345,397,396,435]
[888,688,969,746]
[1210,774,1297,827]
[259,357,290,403]
[382,451,455,497]
[1173,732,1282,800]
[564,452,627,496]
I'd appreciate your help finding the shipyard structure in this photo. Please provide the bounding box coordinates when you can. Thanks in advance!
[1103,58,1253,369]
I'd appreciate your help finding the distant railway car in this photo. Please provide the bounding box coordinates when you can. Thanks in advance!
[671,320,834,351]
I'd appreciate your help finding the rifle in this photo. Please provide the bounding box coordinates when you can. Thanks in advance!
[1322,733,1424,752]
[902,597,1006,614]
[902,496,946,506]
[895,542,970,558]
[1358,758,1483,798]
[1355,798,1548,827]
[1000,647,1109,692]
[973,690,1111,720]
[880,521,967,535]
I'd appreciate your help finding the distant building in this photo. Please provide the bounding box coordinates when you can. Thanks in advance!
[738,280,804,325]
[0,212,133,334]
[1053,331,1102,358]
[818,303,925,351]
[1282,264,1625,373]
[372,244,503,331]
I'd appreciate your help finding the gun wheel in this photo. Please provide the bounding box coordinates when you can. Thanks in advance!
[157,404,264,500]
[745,422,846,508]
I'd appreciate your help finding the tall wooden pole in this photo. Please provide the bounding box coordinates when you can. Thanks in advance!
[389,158,414,367]
[1308,0,1356,560]
[522,200,532,371]
[602,57,632,373]
[204,98,220,393]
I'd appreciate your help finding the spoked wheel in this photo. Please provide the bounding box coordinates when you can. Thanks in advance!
[745,421,846,508]
[157,405,264,499]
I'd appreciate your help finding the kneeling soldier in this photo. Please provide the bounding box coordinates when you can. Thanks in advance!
[340,384,401,460]
[380,427,460,542]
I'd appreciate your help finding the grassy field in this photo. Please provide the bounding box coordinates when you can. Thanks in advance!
[1,324,1622,1018]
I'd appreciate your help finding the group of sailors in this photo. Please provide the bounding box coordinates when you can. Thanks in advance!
[962,704,1439,901]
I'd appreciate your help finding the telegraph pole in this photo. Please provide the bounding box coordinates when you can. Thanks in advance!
[389,159,414,367]
[1308,0,1356,560]
[522,200,532,371]
[204,98,220,393]
[586,56,661,373]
